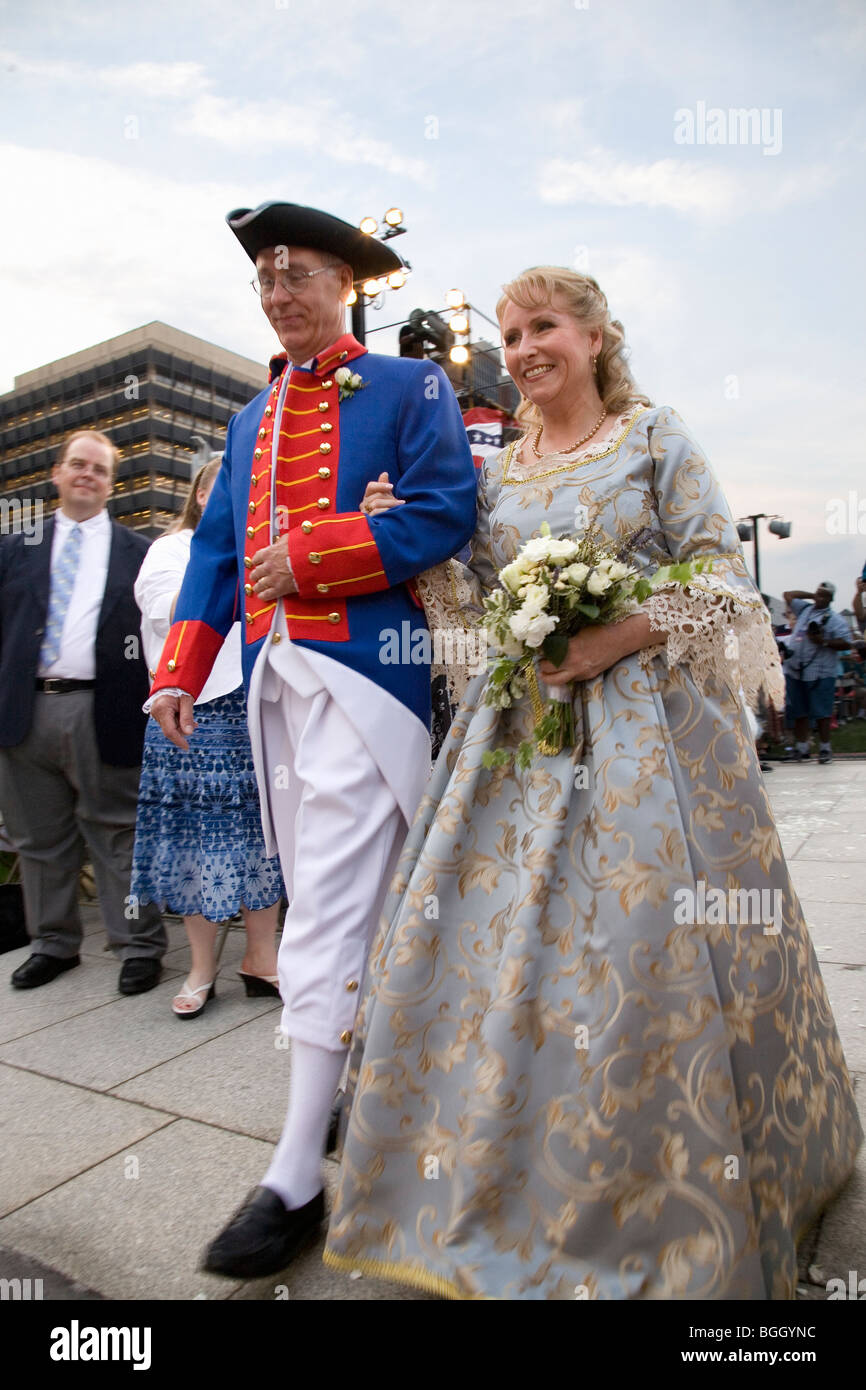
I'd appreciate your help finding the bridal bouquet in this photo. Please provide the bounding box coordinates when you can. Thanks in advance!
[481,524,707,767]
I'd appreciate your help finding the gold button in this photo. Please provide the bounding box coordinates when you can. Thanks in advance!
[272,383,279,394]
[244,583,253,595]
[317,497,330,510]
[327,612,340,624]
[318,467,331,480]
[258,427,266,439]
[244,556,253,568]
[322,379,333,390]
[149,670,155,680]
[265,405,273,417]
[247,526,255,538]
[249,501,256,513]
[167,659,176,672]
[309,552,322,565]
[320,422,333,433]
[339,1029,352,1045]
[317,583,329,594]
[251,474,257,487]
[318,402,329,413]
[245,613,254,624]
[319,442,332,455]
[301,520,313,534]
[272,632,282,644]
[345,980,359,993]
[254,448,262,461]
[339,351,348,360]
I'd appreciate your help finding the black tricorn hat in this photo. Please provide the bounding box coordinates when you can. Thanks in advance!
[226,201,405,283]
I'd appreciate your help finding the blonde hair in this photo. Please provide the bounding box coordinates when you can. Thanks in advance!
[169,453,223,533]
[56,429,120,478]
[496,266,652,427]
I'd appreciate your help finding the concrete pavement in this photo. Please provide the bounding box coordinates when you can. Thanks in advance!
[0,759,863,1302]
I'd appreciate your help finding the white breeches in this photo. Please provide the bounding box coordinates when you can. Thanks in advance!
[258,676,406,1052]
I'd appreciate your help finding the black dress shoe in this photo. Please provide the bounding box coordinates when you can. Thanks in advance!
[118,958,162,995]
[201,1186,325,1279]
[11,953,80,989]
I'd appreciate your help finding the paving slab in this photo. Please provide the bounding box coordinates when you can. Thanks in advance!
[0,949,136,1046]
[0,1247,103,1300]
[794,834,866,862]
[799,901,866,967]
[0,978,280,1092]
[818,964,866,1073]
[111,1014,291,1142]
[0,1119,261,1300]
[811,1110,866,1295]
[782,859,863,904]
[0,1064,173,1217]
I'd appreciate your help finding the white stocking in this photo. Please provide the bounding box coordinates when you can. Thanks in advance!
[263,1039,346,1209]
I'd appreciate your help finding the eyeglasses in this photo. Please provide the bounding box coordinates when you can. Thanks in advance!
[250,266,334,298]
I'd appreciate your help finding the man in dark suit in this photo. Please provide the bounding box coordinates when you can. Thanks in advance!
[0,430,166,992]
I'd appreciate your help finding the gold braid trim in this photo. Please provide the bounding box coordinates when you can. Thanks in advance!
[322,1246,488,1300]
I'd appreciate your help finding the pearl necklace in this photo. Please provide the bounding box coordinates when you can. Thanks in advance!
[530,407,608,459]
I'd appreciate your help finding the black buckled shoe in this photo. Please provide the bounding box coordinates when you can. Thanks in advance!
[201,1186,325,1279]
[11,954,80,989]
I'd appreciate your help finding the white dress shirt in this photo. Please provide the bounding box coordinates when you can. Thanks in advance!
[135,528,241,706]
[38,508,111,679]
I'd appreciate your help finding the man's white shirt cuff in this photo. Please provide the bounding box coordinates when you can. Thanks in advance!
[143,687,190,715]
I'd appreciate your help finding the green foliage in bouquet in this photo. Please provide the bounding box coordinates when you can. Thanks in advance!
[480,524,709,767]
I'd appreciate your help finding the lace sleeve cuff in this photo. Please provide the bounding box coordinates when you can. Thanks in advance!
[638,576,785,712]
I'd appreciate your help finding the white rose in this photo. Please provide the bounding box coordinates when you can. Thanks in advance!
[603,560,633,582]
[587,570,612,596]
[520,583,549,618]
[334,367,351,385]
[523,613,557,648]
[349,372,363,389]
[546,538,579,563]
[563,562,590,585]
[499,561,523,594]
[498,633,525,658]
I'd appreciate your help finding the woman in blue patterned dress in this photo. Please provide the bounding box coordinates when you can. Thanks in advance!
[131,456,284,1017]
[323,268,862,1299]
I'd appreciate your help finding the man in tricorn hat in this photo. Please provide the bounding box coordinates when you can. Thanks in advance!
[149,202,476,1275]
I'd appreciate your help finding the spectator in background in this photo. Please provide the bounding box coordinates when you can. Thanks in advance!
[782,582,851,764]
[0,430,166,992]
[853,570,866,635]
[131,456,284,1018]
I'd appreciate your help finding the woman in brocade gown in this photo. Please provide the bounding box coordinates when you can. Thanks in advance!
[323,267,862,1299]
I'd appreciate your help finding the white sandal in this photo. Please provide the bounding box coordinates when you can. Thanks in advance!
[172,979,215,1020]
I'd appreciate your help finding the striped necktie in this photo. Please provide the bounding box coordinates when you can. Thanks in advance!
[40,523,83,667]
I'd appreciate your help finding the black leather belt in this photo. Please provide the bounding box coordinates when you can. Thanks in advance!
[35,679,96,693]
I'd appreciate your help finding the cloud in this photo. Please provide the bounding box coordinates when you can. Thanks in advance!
[97,61,210,100]
[0,142,291,392]
[0,46,428,182]
[179,94,430,180]
[0,48,209,98]
[539,152,739,218]
[539,147,843,222]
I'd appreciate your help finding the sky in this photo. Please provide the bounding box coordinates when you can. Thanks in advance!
[1,0,864,606]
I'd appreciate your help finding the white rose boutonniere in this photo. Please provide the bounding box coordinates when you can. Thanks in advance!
[335,366,367,402]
